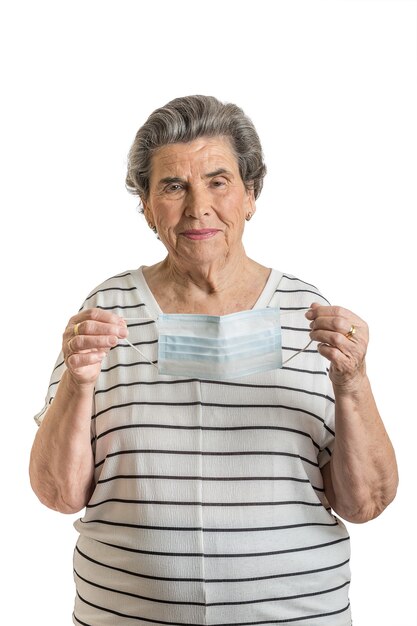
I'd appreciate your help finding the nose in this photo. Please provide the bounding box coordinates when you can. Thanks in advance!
[184,184,211,219]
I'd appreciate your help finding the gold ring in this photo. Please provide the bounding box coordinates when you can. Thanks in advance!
[345,324,356,340]
[73,323,80,336]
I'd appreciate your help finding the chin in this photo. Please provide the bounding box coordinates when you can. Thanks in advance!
[177,242,227,263]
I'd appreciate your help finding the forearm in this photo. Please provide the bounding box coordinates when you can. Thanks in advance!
[29,370,95,514]
[324,374,398,523]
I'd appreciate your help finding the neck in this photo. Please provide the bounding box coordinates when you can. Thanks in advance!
[143,246,270,315]
[163,244,251,295]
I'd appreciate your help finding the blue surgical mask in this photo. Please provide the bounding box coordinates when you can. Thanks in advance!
[121,308,313,380]
[157,307,282,380]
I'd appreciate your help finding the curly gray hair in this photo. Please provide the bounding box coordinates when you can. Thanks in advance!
[125,95,266,204]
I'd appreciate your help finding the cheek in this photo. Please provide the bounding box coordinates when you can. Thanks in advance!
[154,213,182,244]
[222,201,246,229]
[152,203,179,228]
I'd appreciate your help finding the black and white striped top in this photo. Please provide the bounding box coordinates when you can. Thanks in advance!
[37,267,352,626]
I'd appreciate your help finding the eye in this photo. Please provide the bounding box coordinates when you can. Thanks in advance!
[165,183,184,193]
[210,178,227,188]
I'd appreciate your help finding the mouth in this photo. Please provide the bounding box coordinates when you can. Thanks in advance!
[180,229,221,240]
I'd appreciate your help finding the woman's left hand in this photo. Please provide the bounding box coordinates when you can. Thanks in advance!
[306,303,369,391]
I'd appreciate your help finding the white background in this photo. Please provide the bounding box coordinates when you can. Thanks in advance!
[1,0,416,624]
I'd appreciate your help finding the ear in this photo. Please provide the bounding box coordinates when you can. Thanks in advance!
[245,186,256,219]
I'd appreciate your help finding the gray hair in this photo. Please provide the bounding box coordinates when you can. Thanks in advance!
[125,95,266,204]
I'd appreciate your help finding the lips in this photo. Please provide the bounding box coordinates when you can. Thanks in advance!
[180,229,220,240]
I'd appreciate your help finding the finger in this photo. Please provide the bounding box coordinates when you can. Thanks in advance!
[316,342,352,369]
[66,350,108,369]
[69,319,129,339]
[64,311,128,344]
[309,328,356,356]
[309,315,358,336]
[67,333,121,353]
[305,304,355,321]
[76,308,127,325]
[66,309,127,335]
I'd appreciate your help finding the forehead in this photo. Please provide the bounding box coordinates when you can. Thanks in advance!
[150,136,238,179]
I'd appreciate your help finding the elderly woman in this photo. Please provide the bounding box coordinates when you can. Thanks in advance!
[30,95,397,626]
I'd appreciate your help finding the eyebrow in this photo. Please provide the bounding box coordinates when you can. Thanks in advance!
[204,168,232,178]
[157,168,233,187]
[157,176,184,187]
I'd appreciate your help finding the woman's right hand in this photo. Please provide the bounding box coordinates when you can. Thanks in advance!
[62,308,128,386]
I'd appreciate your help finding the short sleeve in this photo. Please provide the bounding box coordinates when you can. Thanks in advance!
[33,351,66,426]
[318,372,336,468]
[33,290,92,426]
[30,272,123,426]
[31,273,120,427]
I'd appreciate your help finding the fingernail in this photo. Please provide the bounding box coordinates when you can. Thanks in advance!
[305,309,313,319]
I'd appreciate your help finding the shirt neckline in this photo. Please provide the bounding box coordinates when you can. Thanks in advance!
[130,266,282,318]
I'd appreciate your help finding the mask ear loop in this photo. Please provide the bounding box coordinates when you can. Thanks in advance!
[123,337,159,370]
[282,339,314,365]
[121,317,159,370]
[279,307,314,366]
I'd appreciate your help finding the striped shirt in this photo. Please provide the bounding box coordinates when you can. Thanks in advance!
[36,267,352,626]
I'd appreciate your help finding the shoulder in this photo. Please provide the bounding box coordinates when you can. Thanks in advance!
[80,268,144,312]
[272,270,331,308]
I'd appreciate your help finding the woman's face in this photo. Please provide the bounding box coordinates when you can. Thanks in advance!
[142,136,255,270]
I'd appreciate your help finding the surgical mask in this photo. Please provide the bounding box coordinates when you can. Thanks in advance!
[157,307,281,380]
[122,308,313,380]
